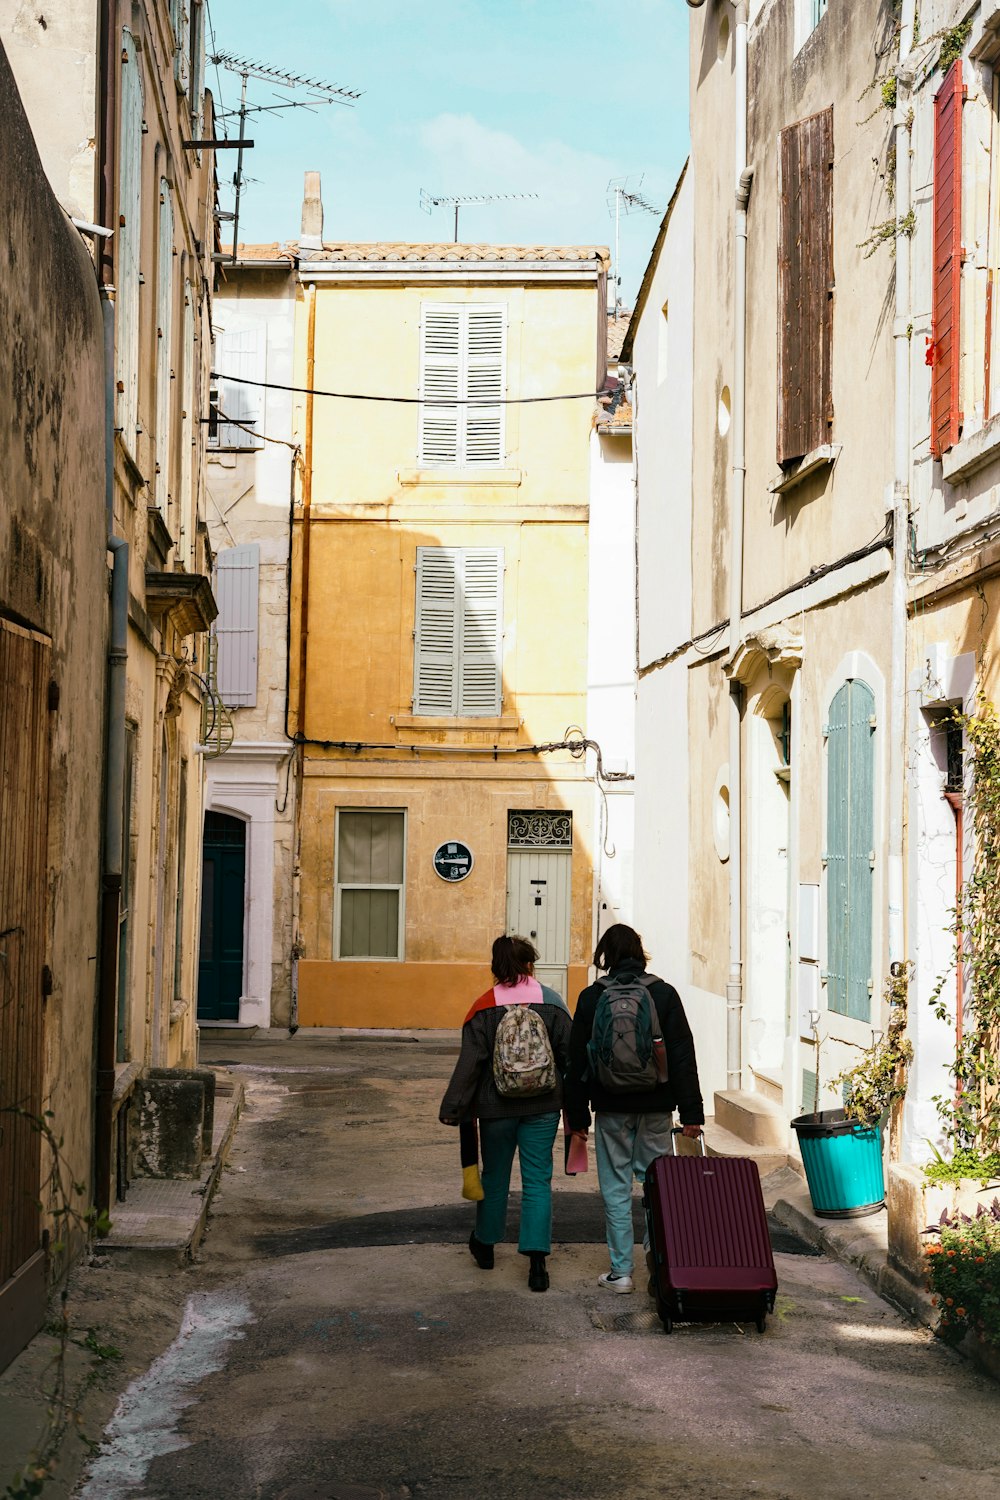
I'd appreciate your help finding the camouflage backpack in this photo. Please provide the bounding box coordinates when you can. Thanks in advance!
[492,1004,557,1098]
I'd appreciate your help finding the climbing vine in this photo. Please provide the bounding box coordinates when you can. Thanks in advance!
[1,1109,116,1499]
[930,697,1000,1154]
[833,964,914,1128]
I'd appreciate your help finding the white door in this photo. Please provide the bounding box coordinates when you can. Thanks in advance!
[505,849,572,1000]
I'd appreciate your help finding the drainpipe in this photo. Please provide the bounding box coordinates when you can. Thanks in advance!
[96,290,129,1215]
[727,1,751,1092]
[296,280,317,739]
[888,1,915,970]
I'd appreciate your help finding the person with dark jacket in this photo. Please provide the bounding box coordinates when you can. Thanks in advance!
[564,923,704,1294]
[440,935,572,1292]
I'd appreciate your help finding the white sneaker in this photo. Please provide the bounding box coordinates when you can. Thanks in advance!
[598,1271,635,1294]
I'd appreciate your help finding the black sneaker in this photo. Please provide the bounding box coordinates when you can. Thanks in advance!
[528,1253,549,1292]
[468,1231,494,1270]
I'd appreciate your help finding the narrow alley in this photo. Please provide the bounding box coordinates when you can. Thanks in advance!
[67,1035,1000,1500]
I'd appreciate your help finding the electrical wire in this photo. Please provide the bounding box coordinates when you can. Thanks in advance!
[211,371,606,407]
[212,406,300,449]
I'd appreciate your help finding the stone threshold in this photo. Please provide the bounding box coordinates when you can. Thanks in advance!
[93,1074,245,1268]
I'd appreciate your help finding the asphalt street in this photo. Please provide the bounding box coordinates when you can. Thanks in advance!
[67,1034,1000,1499]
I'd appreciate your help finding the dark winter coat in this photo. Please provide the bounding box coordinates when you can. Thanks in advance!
[564,959,705,1131]
[439,986,572,1122]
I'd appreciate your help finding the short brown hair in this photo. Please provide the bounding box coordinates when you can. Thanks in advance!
[491,934,538,986]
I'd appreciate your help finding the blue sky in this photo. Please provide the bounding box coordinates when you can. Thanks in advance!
[206,0,690,303]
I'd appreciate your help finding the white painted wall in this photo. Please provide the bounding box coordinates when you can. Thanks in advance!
[587,425,636,940]
[629,166,726,1097]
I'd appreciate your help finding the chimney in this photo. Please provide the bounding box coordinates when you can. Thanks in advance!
[300,170,324,253]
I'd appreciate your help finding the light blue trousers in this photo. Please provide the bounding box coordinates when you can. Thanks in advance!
[476,1112,560,1255]
[594,1112,674,1275]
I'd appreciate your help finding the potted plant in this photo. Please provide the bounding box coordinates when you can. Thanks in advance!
[924,1198,1000,1372]
[791,965,912,1218]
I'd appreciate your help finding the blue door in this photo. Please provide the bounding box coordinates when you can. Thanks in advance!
[197,811,246,1021]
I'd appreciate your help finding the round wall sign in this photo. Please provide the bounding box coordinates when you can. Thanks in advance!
[433,840,474,882]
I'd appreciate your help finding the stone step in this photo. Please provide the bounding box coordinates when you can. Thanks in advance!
[703,1117,789,1172]
[749,1068,784,1106]
[713,1088,789,1151]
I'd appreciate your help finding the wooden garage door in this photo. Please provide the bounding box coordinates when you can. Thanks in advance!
[0,618,52,1369]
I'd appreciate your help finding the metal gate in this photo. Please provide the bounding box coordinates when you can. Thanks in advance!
[505,810,572,1001]
[0,619,52,1370]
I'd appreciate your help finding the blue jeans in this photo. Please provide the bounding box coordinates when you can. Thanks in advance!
[476,1113,560,1254]
[594,1112,674,1275]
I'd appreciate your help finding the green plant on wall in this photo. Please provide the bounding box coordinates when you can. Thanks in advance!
[833,963,913,1127]
[938,20,972,74]
[929,696,1000,1156]
[925,1198,1000,1348]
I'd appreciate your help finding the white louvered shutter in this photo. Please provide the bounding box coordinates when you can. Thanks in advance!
[171,0,190,92]
[154,179,175,509]
[418,306,461,466]
[116,30,143,446]
[214,327,264,448]
[458,549,503,714]
[214,545,259,707]
[413,549,460,713]
[464,307,505,466]
[190,2,206,139]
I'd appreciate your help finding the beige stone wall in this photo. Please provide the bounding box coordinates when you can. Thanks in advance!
[0,38,107,1223]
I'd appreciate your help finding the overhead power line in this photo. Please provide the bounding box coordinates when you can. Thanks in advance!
[210,371,606,406]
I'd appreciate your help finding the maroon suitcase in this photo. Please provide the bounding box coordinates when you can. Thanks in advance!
[643,1129,778,1334]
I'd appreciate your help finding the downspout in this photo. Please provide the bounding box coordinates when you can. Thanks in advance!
[296,280,317,739]
[888,0,915,970]
[96,293,129,1216]
[727,0,751,1092]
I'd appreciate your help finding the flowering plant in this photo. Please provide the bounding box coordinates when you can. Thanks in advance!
[924,1198,1000,1347]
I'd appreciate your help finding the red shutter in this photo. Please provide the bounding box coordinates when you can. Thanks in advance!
[931,60,965,458]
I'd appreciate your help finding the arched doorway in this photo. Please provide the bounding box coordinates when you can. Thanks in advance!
[197,811,247,1021]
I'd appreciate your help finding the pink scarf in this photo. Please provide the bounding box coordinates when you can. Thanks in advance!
[492,977,543,1006]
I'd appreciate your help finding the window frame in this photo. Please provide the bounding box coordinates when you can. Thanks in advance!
[334,808,407,962]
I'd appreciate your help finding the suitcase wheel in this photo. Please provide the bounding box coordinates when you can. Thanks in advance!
[659,1312,673,1335]
[755,1313,767,1334]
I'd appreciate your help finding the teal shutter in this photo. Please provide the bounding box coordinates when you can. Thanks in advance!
[826,684,850,1016]
[846,680,875,1020]
[826,680,875,1021]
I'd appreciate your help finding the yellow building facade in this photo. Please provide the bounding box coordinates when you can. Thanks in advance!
[288,234,609,1027]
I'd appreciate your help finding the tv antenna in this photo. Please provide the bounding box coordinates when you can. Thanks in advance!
[210,51,362,261]
[606,176,662,320]
[420,189,539,243]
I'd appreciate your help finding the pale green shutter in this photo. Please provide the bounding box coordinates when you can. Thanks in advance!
[116,30,143,445]
[458,549,503,715]
[826,680,875,1022]
[155,179,175,510]
[414,548,459,713]
[826,684,850,1016]
[846,680,875,1020]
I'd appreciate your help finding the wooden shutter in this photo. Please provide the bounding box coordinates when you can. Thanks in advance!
[116,30,143,446]
[179,281,195,563]
[155,179,175,509]
[0,621,51,1323]
[419,306,462,465]
[171,0,190,92]
[846,680,875,1021]
[931,61,965,458]
[464,307,505,465]
[213,326,264,448]
[826,680,874,1022]
[214,545,259,707]
[190,2,206,139]
[414,548,460,713]
[458,549,503,714]
[826,683,850,1017]
[777,107,834,465]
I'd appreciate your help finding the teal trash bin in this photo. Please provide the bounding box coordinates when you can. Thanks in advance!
[791,1109,885,1218]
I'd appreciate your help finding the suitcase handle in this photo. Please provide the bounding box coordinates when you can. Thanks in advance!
[671,1126,707,1158]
